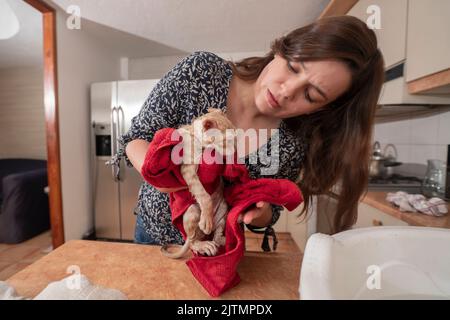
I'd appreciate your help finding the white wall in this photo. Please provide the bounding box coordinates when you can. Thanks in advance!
[129,55,185,80]
[56,9,123,241]
[56,12,267,241]
[373,109,450,165]
[129,51,266,79]
[0,67,47,160]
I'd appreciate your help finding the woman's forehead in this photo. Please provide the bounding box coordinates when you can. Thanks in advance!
[293,58,352,100]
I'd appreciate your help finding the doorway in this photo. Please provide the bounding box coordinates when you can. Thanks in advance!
[23,0,64,249]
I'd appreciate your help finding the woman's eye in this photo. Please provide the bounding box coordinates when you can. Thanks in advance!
[305,90,315,103]
[287,60,314,103]
[287,61,298,73]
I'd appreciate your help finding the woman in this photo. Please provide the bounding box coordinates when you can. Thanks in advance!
[112,15,385,248]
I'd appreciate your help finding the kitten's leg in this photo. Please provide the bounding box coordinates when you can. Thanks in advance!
[181,164,214,235]
[212,222,226,247]
[187,200,218,257]
[197,197,214,235]
[181,204,219,256]
[183,203,202,242]
[162,204,202,259]
[212,199,228,247]
[184,203,217,256]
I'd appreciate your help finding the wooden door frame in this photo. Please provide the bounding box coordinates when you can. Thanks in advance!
[319,0,358,18]
[24,0,64,248]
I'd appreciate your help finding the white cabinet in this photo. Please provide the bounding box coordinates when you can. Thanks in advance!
[405,0,450,82]
[274,204,309,252]
[316,194,338,234]
[286,204,309,252]
[347,0,408,69]
[348,0,450,97]
[316,194,408,234]
[354,202,408,228]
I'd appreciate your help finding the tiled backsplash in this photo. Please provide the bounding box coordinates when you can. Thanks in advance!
[373,108,450,165]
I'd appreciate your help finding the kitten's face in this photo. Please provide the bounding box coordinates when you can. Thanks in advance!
[193,108,236,155]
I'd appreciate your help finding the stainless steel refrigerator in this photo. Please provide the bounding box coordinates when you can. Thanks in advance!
[90,79,159,240]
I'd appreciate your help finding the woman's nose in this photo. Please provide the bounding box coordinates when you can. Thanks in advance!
[281,77,306,101]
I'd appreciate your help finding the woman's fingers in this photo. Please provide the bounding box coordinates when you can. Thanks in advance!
[243,209,260,224]
[238,201,268,224]
[256,201,265,208]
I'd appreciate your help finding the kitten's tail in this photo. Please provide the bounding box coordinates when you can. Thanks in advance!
[161,239,191,259]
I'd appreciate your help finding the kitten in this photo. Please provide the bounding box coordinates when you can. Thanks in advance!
[161,108,236,258]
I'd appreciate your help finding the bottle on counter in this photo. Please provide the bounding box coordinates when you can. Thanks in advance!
[445,145,450,200]
[421,159,446,199]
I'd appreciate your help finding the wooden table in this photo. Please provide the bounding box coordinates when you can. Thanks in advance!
[6,240,302,299]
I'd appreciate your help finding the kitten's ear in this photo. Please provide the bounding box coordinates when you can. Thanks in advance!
[203,119,217,131]
[207,107,222,114]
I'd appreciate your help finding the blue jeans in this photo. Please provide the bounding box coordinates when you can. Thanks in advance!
[134,215,158,245]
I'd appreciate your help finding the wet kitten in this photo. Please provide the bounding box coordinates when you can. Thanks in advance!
[161,108,236,258]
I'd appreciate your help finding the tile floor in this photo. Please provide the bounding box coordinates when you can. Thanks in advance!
[0,231,52,281]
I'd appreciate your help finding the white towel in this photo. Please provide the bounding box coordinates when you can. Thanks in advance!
[386,191,448,217]
[0,281,27,300]
[0,274,127,300]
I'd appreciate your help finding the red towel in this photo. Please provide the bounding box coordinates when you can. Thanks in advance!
[141,128,303,297]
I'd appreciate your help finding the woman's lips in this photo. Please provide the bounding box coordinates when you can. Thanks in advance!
[266,89,281,109]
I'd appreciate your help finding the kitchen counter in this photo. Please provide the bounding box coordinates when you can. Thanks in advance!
[362,191,450,228]
[6,239,302,299]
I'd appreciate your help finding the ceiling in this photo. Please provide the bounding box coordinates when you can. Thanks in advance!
[0,0,329,69]
[51,0,329,53]
[0,0,43,69]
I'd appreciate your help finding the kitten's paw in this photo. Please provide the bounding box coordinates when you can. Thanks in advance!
[198,215,213,235]
[192,241,218,256]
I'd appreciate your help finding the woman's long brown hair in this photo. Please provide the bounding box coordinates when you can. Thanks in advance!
[227,16,385,233]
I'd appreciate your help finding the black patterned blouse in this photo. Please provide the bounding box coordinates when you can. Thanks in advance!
[110,51,306,250]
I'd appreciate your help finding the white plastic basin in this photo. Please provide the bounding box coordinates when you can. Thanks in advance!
[299,226,450,300]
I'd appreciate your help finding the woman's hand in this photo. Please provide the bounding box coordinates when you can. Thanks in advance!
[238,201,273,227]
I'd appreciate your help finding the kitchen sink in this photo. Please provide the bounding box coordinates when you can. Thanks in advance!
[299,226,450,299]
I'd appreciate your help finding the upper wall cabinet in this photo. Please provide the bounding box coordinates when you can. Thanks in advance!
[405,0,450,93]
[348,0,450,94]
[347,0,408,70]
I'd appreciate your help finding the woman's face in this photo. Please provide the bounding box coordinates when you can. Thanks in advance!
[254,54,352,118]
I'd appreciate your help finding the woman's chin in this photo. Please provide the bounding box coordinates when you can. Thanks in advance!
[256,102,276,116]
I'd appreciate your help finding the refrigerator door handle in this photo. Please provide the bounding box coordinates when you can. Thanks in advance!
[111,106,120,182]
[118,106,125,136]
[116,106,125,181]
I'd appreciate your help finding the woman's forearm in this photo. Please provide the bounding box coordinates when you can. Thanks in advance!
[125,139,186,193]
[125,139,149,173]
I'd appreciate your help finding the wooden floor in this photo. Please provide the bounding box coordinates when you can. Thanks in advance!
[0,231,52,281]
[244,231,301,253]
